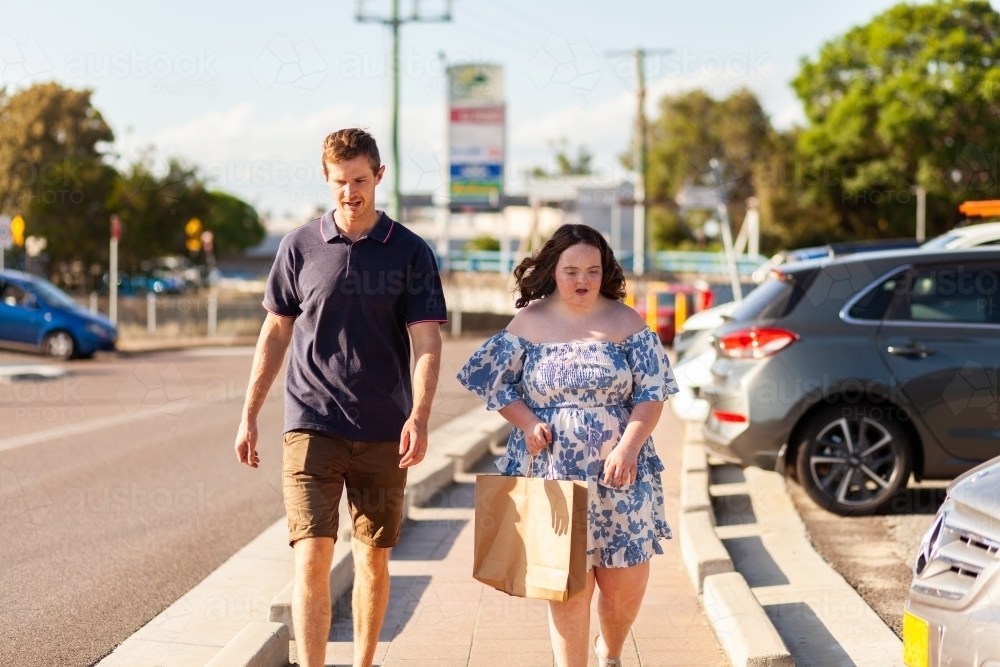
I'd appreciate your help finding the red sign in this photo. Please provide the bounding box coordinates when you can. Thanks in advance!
[110,214,121,240]
[450,107,504,124]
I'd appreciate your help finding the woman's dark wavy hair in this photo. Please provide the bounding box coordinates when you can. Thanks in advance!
[512,224,627,308]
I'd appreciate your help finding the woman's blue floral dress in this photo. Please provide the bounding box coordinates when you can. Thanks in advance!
[457,327,678,571]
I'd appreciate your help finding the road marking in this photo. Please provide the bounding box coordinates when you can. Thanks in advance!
[182,347,256,356]
[0,408,169,453]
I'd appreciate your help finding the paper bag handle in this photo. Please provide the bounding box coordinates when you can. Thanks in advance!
[525,446,555,479]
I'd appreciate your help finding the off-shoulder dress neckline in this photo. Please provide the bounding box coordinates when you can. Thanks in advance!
[500,326,652,349]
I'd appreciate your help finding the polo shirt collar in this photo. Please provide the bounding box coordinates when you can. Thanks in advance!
[320,210,395,244]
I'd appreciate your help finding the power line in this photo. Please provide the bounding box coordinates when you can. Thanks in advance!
[357,0,453,220]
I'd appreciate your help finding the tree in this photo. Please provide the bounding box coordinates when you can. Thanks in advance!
[0,82,114,216]
[793,0,1000,238]
[202,190,265,258]
[531,138,593,178]
[643,89,797,250]
[0,82,264,278]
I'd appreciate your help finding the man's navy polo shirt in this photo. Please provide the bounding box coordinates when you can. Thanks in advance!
[262,210,447,441]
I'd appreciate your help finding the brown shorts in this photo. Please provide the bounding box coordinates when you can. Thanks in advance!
[282,429,407,548]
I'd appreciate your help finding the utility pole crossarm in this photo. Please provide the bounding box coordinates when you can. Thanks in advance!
[356,0,453,222]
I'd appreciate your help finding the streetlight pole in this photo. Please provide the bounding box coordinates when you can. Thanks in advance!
[357,0,453,221]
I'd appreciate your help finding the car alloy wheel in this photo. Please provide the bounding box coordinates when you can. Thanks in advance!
[795,405,911,515]
[44,331,76,360]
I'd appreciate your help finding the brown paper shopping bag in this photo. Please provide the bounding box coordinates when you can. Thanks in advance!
[472,466,588,602]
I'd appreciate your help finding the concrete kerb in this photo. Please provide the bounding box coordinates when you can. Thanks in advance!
[679,436,791,666]
[680,509,733,593]
[203,622,290,667]
[682,468,713,519]
[703,572,795,667]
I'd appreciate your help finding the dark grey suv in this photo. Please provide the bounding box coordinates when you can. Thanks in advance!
[701,247,1000,515]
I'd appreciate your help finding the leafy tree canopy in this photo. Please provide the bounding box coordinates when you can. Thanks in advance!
[792,0,1000,237]
[1,82,263,283]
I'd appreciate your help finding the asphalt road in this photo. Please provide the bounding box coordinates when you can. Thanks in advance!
[787,476,946,638]
[0,336,487,667]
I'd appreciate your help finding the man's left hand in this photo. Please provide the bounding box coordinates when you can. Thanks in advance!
[399,415,428,468]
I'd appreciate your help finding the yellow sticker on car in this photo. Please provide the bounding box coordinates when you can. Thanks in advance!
[903,610,929,667]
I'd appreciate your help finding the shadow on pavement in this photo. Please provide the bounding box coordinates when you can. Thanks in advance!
[712,493,757,526]
[710,464,746,485]
[723,536,789,587]
[764,601,857,667]
[329,574,433,643]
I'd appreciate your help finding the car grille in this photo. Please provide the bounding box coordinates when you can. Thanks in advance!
[913,511,1000,601]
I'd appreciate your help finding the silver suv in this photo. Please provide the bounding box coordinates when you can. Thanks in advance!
[905,457,1000,666]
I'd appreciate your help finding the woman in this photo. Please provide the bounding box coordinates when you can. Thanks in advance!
[457,224,677,667]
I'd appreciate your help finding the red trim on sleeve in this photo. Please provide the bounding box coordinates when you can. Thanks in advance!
[263,305,297,319]
[406,318,448,327]
[383,220,396,243]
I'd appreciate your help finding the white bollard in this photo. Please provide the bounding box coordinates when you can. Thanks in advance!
[89,292,98,314]
[207,292,218,338]
[450,310,462,338]
[147,292,156,336]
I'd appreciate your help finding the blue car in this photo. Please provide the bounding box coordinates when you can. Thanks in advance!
[0,270,117,359]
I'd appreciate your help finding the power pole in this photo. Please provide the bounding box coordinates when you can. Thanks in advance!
[607,47,671,276]
[357,0,452,221]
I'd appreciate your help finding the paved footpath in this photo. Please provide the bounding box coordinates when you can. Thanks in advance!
[303,407,727,666]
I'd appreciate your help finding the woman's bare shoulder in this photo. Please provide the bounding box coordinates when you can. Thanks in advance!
[506,300,550,339]
[607,299,647,338]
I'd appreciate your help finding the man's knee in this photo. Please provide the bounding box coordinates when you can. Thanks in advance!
[352,538,390,577]
[294,536,335,581]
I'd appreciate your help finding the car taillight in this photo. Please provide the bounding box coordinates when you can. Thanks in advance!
[712,410,747,423]
[717,327,798,359]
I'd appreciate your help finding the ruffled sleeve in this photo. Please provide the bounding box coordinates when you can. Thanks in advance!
[456,330,527,410]
[623,327,679,403]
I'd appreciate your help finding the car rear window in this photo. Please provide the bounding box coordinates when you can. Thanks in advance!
[730,269,816,323]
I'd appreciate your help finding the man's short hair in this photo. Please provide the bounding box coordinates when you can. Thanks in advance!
[322,128,381,176]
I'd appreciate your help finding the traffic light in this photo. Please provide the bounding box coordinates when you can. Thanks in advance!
[185,218,202,252]
[11,215,25,246]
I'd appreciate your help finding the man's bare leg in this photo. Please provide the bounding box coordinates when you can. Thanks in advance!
[352,539,392,667]
[293,537,335,667]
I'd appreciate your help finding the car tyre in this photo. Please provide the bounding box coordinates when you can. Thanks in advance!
[794,403,911,516]
[43,330,77,360]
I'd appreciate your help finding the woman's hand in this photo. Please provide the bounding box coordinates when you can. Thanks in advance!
[525,420,553,456]
[603,443,639,488]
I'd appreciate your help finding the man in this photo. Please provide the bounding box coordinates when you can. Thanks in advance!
[234,128,446,667]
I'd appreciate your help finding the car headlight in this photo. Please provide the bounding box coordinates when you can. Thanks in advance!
[85,323,112,338]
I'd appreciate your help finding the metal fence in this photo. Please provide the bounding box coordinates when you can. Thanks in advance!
[82,294,266,341]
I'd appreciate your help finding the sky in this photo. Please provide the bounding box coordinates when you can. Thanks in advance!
[2,0,921,220]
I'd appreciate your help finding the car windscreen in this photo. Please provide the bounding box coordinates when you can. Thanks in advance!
[30,279,79,309]
[729,269,815,323]
[920,233,959,249]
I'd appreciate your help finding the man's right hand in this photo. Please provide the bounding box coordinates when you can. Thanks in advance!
[235,417,260,468]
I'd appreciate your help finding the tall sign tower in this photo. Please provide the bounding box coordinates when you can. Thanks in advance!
[447,64,505,211]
